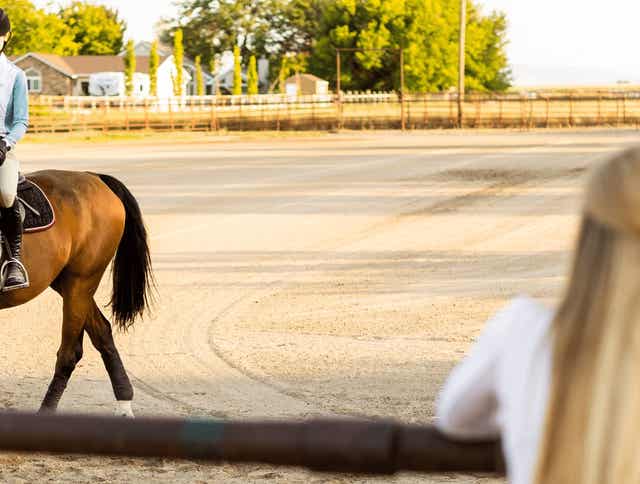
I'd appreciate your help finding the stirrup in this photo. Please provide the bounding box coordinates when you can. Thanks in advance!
[1,258,30,292]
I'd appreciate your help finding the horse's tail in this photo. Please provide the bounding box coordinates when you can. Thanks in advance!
[97,173,154,331]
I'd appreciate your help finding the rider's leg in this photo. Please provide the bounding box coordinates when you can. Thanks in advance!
[0,150,27,291]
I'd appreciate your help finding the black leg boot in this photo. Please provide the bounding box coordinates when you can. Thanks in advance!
[2,201,28,292]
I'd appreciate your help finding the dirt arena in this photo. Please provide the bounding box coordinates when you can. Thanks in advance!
[0,129,638,482]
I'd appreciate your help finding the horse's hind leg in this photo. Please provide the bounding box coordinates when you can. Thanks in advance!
[39,293,88,412]
[85,300,134,417]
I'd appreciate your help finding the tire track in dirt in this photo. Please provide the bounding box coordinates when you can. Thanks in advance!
[128,149,508,417]
[202,151,592,413]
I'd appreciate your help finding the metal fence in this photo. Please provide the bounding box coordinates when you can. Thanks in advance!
[28,92,640,133]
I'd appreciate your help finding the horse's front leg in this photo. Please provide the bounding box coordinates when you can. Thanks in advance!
[39,289,89,413]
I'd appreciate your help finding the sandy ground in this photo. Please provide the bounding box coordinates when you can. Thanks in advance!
[0,129,638,482]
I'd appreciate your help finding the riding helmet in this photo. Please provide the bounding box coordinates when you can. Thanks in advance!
[0,9,9,37]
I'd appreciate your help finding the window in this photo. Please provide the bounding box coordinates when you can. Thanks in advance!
[25,68,42,93]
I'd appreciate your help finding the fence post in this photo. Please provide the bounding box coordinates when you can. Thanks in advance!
[82,98,88,134]
[125,98,130,131]
[209,97,214,132]
[169,98,175,131]
[276,97,281,131]
[144,98,150,130]
[190,98,196,131]
[597,96,602,126]
[449,96,454,128]
[102,98,108,133]
[623,94,627,125]
[545,97,550,128]
[569,94,574,127]
[423,94,429,129]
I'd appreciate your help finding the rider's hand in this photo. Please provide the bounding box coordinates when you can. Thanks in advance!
[0,139,8,166]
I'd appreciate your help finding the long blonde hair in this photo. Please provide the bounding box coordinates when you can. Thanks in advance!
[536,147,640,484]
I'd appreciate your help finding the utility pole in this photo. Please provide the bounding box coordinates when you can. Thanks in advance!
[336,49,342,129]
[400,48,405,131]
[458,0,466,128]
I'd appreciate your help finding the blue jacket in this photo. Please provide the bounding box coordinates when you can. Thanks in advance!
[0,54,29,149]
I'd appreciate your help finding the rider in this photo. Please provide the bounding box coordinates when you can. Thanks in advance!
[0,9,29,291]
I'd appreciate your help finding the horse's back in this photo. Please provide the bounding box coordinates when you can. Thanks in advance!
[25,170,126,278]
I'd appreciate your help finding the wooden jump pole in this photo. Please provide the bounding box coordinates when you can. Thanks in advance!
[0,412,504,476]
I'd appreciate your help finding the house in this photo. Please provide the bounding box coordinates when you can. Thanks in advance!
[285,74,329,96]
[13,50,197,97]
[89,72,150,97]
[12,42,266,97]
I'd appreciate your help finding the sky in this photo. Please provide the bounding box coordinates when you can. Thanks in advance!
[35,0,640,87]
[481,0,640,86]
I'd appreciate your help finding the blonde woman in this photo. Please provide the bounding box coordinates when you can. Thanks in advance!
[435,147,640,484]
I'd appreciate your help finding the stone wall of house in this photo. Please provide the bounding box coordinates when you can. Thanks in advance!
[13,57,72,96]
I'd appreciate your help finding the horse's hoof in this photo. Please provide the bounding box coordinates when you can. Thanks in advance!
[115,401,135,418]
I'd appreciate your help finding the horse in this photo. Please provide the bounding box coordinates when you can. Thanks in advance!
[0,170,153,417]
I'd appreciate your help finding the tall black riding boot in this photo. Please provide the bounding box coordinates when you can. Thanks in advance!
[2,201,28,292]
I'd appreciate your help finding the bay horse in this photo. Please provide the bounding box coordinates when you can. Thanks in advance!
[1,170,153,416]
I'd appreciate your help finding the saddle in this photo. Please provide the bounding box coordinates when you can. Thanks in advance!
[0,177,55,290]
[17,175,56,233]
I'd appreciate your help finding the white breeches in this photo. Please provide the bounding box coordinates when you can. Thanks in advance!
[0,150,18,208]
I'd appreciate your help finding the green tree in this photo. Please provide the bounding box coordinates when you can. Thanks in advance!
[308,0,511,92]
[4,0,78,55]
[165,0,279,68]
[124,39,136,96]
[165,0,326,88]
[464,9,511,92]
[59,1,126,55]
[149,40,159,97]
[166,0,510,93]
[195,55,205,96]
[247,55,259,95]
[173,28,184,97]
[278,57,287,94]
[233,45,242,95]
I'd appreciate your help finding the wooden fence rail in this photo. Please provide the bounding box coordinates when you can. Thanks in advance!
[0,412,504,475]
[27,92,640,133]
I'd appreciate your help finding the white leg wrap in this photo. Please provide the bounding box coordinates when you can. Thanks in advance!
[115,400,135,418]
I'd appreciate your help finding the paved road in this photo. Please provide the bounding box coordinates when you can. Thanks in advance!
[0,130,638,482]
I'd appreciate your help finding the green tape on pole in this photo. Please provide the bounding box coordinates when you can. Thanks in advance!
[180,419,226,458]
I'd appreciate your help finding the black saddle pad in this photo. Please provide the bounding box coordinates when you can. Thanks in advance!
[18,178,55,233]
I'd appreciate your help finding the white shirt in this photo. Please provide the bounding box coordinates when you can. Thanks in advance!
[436,296,554,484]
